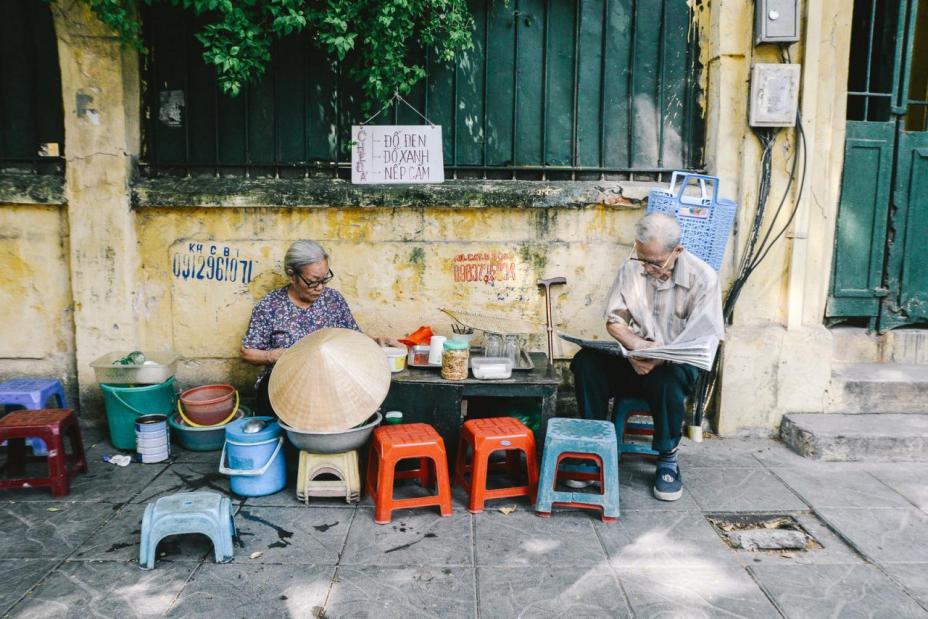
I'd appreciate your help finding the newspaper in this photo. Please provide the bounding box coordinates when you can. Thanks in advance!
[558,331,717,371]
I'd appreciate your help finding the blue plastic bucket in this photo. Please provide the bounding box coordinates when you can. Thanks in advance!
[219,416,286,497]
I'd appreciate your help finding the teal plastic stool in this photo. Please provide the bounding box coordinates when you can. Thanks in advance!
[613,398,660,458]
[535,418,620,523]
[139,491,236,570]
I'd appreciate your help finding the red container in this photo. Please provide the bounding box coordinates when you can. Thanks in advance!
[179,384,237,426]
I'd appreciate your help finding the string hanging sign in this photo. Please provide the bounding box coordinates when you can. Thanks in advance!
[351,93,444,184]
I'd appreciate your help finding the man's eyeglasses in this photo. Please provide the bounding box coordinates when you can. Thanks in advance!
[296,269,335,289]
[629,253,674,271]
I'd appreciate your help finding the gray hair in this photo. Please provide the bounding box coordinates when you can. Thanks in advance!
[634,213,681,252]
[284,240,329,275]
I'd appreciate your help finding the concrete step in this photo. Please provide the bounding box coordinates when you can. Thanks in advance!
[780,413,928,461]
[831,327,928,364]
[825,363,928,414]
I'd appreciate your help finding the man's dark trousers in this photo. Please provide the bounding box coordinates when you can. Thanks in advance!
[570,348,700,453]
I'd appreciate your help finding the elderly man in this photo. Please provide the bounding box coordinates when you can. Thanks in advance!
[570,213,724,501]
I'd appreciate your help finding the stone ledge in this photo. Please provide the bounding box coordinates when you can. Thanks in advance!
[780,413,928,461]
[0,173,66,205]
[131,176,652,210]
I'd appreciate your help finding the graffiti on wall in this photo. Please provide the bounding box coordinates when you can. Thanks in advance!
[452,252,518,285]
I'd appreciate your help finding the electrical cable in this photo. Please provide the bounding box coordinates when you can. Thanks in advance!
[692,46,809,431]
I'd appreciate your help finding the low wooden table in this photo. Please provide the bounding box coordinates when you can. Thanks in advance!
[381,352,560,469]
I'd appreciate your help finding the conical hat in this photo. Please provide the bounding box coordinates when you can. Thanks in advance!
[268,328,391,432]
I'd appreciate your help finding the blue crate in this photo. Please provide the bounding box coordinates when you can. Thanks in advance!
[647,172,737,272]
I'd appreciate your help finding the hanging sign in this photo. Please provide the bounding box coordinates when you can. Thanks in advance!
[351,125,444,184]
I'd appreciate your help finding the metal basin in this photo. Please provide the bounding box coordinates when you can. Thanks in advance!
[279,412,382,453]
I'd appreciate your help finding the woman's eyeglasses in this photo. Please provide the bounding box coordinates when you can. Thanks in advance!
[296,269,335,289]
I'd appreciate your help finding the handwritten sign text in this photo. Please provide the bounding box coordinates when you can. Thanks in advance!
[352,125,444,184]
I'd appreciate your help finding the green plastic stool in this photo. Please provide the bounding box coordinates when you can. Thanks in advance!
[139,491,235,570]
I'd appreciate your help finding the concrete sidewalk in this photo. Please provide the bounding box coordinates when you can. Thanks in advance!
[1,423,926,618]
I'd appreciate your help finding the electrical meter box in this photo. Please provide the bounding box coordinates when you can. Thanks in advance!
[755,0,800,44]
[749,63,800,127]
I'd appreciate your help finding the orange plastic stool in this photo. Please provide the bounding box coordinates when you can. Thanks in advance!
[454,417,539,513]
[0,409,87,497]
[366,423,453,524]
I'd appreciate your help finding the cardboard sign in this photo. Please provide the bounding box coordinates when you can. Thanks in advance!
[351,125,444,184]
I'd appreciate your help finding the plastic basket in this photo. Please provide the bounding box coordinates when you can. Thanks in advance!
[647,171,737,271]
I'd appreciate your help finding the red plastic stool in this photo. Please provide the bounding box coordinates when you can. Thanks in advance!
[366,423,452,524]
[454,417,539,513]
[0,409,87,497]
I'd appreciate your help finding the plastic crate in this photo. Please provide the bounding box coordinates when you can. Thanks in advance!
[647,172,737,272]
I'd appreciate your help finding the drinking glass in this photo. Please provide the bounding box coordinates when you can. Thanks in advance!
[484,332,503,357]
[504,334,520,364]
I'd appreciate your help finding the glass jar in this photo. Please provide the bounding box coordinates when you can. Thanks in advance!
[441,338,470,380]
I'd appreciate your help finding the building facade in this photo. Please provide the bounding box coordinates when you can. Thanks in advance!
[1,0,923,434]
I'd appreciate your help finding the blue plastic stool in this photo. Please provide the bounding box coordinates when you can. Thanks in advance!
[535,418,620,522]
[0,378,68,457]
[139,491,236,570]
[613,398,660,458]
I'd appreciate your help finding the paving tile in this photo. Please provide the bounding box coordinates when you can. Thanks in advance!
[0,453,167,504]
[477,566,631,617]
[341,508,473,567]
[750,439,832,468]
[726,512,866,567]
[242,488,359,508]
[167,563,334,618]
[770,466,913,509]
[0,559,57,615]
[324,566,475,618]
[617,460,702,511]
[595,509,740,570]
[0,501,115,559]
[8,559,195,618]
[474,508,606,567]
[686,468,808,512]
[232,505,352,565]
[867,464,928,512]
[882,564,928,609]
[71,503,213,564]
[679,437,771,468]
[130,462,241,505]
[750,564,928,618]
[616,565,780,618]
[167,446,226,464]
[816,507,928,564]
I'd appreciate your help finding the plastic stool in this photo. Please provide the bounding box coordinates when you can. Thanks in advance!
[613,398,659,458]
[139,491,236,570]
[297,450,361,504]
[0,378,68,457]
[454,417,538,513]
[366,423,452,524]
[535,418,620,523]
[0,409,87,497]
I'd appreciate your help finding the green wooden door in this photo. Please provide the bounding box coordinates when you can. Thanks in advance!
[828,0,928,330]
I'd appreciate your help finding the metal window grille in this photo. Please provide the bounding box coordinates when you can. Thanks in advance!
[0,0,65,175]
[141,0,703,181]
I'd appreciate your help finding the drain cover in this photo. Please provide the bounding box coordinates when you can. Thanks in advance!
[706,514,822,551]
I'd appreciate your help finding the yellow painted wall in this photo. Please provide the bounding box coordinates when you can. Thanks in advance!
[134,205,644,390]
[0,0,861,435]
[0,204,76,398]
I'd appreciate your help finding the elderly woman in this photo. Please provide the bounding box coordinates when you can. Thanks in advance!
[241,240,399,416]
